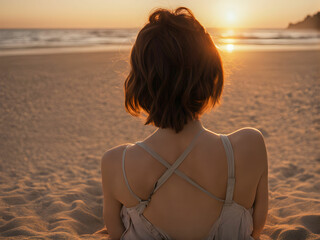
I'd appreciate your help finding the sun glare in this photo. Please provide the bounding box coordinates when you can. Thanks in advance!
[226,11,236,22]
[226,44,234,52]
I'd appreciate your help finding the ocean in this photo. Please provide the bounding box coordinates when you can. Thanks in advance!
[0,28,319,56]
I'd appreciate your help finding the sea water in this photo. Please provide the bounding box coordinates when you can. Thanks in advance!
[0,28,319,56]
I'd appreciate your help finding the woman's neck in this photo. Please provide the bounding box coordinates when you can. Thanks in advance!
[154,119,205,139]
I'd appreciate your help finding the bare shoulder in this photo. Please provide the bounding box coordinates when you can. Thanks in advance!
[101,144,130,178]
[228,127,268,169]
[230,127,265,143]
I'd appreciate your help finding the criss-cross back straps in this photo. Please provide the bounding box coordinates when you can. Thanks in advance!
[219,134,235,204]
[121,131,236,205]
[136,129,224,203]
[147,128,204,194]
[136,141,225,202]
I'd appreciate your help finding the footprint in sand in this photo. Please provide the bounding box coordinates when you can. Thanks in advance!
[278,227,310,240]
[300,215,320,234]
[279,163,304,178]
[2,196,26,205]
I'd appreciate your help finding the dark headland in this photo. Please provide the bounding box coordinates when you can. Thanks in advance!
[288,11,320,30]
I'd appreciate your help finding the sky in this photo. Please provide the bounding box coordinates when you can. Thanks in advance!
[0,0,319,29]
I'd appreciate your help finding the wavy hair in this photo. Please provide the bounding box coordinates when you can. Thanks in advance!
[124,7,223,133]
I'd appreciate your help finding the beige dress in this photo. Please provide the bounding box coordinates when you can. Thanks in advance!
[120,129,254,240]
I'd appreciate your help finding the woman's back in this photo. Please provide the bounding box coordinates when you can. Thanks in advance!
[103,123,268,239]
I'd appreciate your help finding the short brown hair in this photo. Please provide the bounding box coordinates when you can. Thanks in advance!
[124,7,223,133]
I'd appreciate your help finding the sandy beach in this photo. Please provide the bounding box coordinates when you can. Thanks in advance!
[0,49,319,239]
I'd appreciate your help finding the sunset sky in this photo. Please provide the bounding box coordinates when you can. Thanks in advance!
[0,0,319,29]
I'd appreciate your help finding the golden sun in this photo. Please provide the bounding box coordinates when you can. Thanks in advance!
[226,11,236,22]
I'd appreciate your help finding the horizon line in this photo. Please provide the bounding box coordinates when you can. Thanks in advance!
[0,26,291,30]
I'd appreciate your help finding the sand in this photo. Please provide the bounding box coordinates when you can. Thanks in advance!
[0,49,319,239]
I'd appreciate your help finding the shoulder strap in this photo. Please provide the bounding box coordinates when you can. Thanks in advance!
[220,134,235,204]
[135,142,171,168]
[122,144,142,202]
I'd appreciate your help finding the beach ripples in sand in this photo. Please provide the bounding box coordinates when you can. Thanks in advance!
[0,50,319,239]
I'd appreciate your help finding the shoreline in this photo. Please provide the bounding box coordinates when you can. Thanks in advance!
[1,44,320,57]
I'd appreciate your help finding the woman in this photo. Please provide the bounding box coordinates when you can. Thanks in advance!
[100,7,268,240]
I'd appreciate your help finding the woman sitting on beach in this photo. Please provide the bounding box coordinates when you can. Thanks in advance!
[100,7,268,240]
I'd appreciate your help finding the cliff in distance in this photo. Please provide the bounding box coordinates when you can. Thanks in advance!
[288,11,320,30]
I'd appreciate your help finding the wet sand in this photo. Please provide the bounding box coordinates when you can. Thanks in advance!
[0,49,319,239]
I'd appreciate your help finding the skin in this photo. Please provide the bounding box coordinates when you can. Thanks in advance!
[99,119,268,240]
